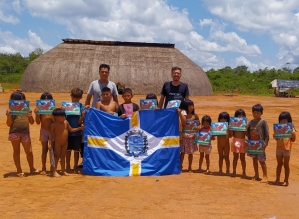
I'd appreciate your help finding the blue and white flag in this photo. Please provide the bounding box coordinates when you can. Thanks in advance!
[83,108,180,176]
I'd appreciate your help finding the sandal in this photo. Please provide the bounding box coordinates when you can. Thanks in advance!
[17,172,25,178]
[30,169,40,174]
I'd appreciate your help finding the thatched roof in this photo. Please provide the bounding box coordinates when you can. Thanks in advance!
[21,39,213,95]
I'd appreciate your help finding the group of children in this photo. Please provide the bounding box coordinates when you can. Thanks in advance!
[178,101,296,186]
[6,88,296,186]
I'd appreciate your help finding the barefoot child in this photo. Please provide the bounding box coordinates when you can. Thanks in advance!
[230,109,247,177]
[217,112,230,175]
[96,87,118,114]
[6,91,38,177]
[274,111,296,186]
[49,108,83,177]
[198,115,215,173]
[179,100,199,172]
[117,88,139,118]
[247,104,269,182]
[34,92,55,175]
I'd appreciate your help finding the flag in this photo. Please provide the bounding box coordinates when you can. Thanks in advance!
[83,108,180,176]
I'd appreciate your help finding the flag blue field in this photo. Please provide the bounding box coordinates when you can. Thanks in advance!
[83,108,180,176]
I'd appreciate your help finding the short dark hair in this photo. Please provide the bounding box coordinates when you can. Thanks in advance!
[278,111,292,123]
[40,92,53,100]
[52,108,66,117]
[99,64,110,72]
[171,66,181,72]
[218,112,230,123]
[202,115,212,125]
[123,88,133,95]
[10,91,25,100]
[71,88,83,98]
[102,87,111,93]
[252,104,263,113]
[234,109,246,117]
[146,93,157,100]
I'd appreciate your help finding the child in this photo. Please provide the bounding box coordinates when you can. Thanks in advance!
[96,87,118,114]
[217,112,230,175]
[117,88,139,118]
[274,111,296,186]
[34,92,55,175]
[247,104,269,182]
[144,93,158,110]
[230,109,247,178]
[49,108,83,177]
[198,115,215,173]
[179,100,199,172]
[6,91,38,177]
[65,88,84,173]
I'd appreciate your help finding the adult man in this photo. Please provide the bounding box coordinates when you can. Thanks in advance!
[158,66,190,108]
[85,64,119,107]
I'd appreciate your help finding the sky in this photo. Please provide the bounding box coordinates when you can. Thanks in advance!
[0,0,299,71]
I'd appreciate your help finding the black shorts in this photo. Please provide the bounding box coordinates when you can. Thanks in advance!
[67,136,82,151]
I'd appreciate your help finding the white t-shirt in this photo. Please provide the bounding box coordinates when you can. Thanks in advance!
[87,80,119,107]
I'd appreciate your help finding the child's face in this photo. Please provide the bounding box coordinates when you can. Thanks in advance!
[202,121,210,129]
[55,116,65,123]
[219,118,227,122]
[101,91,112,101]
[252,111,262,119]
[188,105,194,113]
[122,92,133,103]
[71,94,82,102]
[280,119,288,123]
[237,114,245,118]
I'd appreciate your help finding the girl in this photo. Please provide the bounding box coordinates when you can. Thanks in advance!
[179,100,199,172]
[217,112,230,175]
[34,92,55,175]
[230,109,247,177]
[274,112,296,186]
[6,91,38,177]
[198,115,214,173]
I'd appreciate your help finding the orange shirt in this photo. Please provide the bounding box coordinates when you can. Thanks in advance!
[276,138,292,151]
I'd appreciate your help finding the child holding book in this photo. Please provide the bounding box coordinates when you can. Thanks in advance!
[96,87,118,114]
[49,108,83,177]
[230,109,247,177]
[247,104,269,182]
[274,111,296,186]
[6,91,39,177]
[179,100,199,172]
[34,92,55,175]
[198,115,214,173]
[117,88,139,118]
[217,112,230,175]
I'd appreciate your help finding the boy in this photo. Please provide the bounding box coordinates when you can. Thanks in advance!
[49,108,83,177]
[96,87,118,114]
[117,88,139,118]
[66,88,84,173]
[247,104,269,182]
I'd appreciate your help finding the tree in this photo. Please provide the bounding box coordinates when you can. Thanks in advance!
[28,48,44,62]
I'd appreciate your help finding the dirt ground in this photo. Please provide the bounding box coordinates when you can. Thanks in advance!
[0,91,298,219]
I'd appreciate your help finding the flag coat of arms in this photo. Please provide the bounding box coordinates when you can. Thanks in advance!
[83,108,180,176]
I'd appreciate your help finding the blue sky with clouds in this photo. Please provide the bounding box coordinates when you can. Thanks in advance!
[0,0,298,71]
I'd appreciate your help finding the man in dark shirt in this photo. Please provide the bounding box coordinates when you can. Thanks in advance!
[158,67,190,108]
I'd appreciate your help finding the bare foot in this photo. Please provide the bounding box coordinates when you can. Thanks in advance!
[273,179,280,185]
[66,168,71,173]
[30,169,40,174]
[61,171,69,176]
[231,172,236,177]
[17,172,25,178]
[187,168,192,173]
[197,168,204,173]
[241,173,247,179]
[219,171,223,176]
[205,169,211,174]
[40,170,47,175]
[52,172,61,177]
[226,170,230,175]
[73,168,81,174]
[260,177,268,183]
[282,181,289,186]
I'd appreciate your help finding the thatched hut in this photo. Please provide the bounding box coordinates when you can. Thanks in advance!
[21,39,213,95]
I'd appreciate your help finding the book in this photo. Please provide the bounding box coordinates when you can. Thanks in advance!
[36,100,56,114]
[273,123,293,138]
[140,99,157,110]
[166,100,181,108]
[211,122,228,135]
[182,120,199,133]
[9,100,30,115]
[229,117,248,131]
[123,103,133,117]
[195,131,211,146]
[62,102,81,115]
[246,140,264,154]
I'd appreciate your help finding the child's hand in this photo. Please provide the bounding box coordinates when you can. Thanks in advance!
[291,132,296,138]
[177,108,181,114]
[82,110,86,117]
[27,111,33,117]
[80,124,84,130]
[34,108,38,114]
[48,144,52,149]
[6,109,11,116]
[85,105,91,109]
[120,114,127,118]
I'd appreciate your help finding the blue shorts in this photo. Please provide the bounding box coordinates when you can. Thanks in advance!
[248,153,266,162]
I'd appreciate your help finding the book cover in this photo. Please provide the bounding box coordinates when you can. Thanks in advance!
[62,102,81,115]
[195,131,211,146]
[123,103,133,117]
[246,140,264,154]
[182,120,199,133]
[9,100,30,115]
[140,99,157,110]
[166,100,181,108]
[36,100,56,114]
[273,123,293,138]
[211,122,228,135]
[229,117,248,131]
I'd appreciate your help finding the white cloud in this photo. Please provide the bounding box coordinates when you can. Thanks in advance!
[0,45,17,53]
[0,10,19,24]
[12,0,22,14]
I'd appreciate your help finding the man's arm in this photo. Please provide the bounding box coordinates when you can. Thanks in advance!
[158,95,165,109]
[85,94,92,106]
